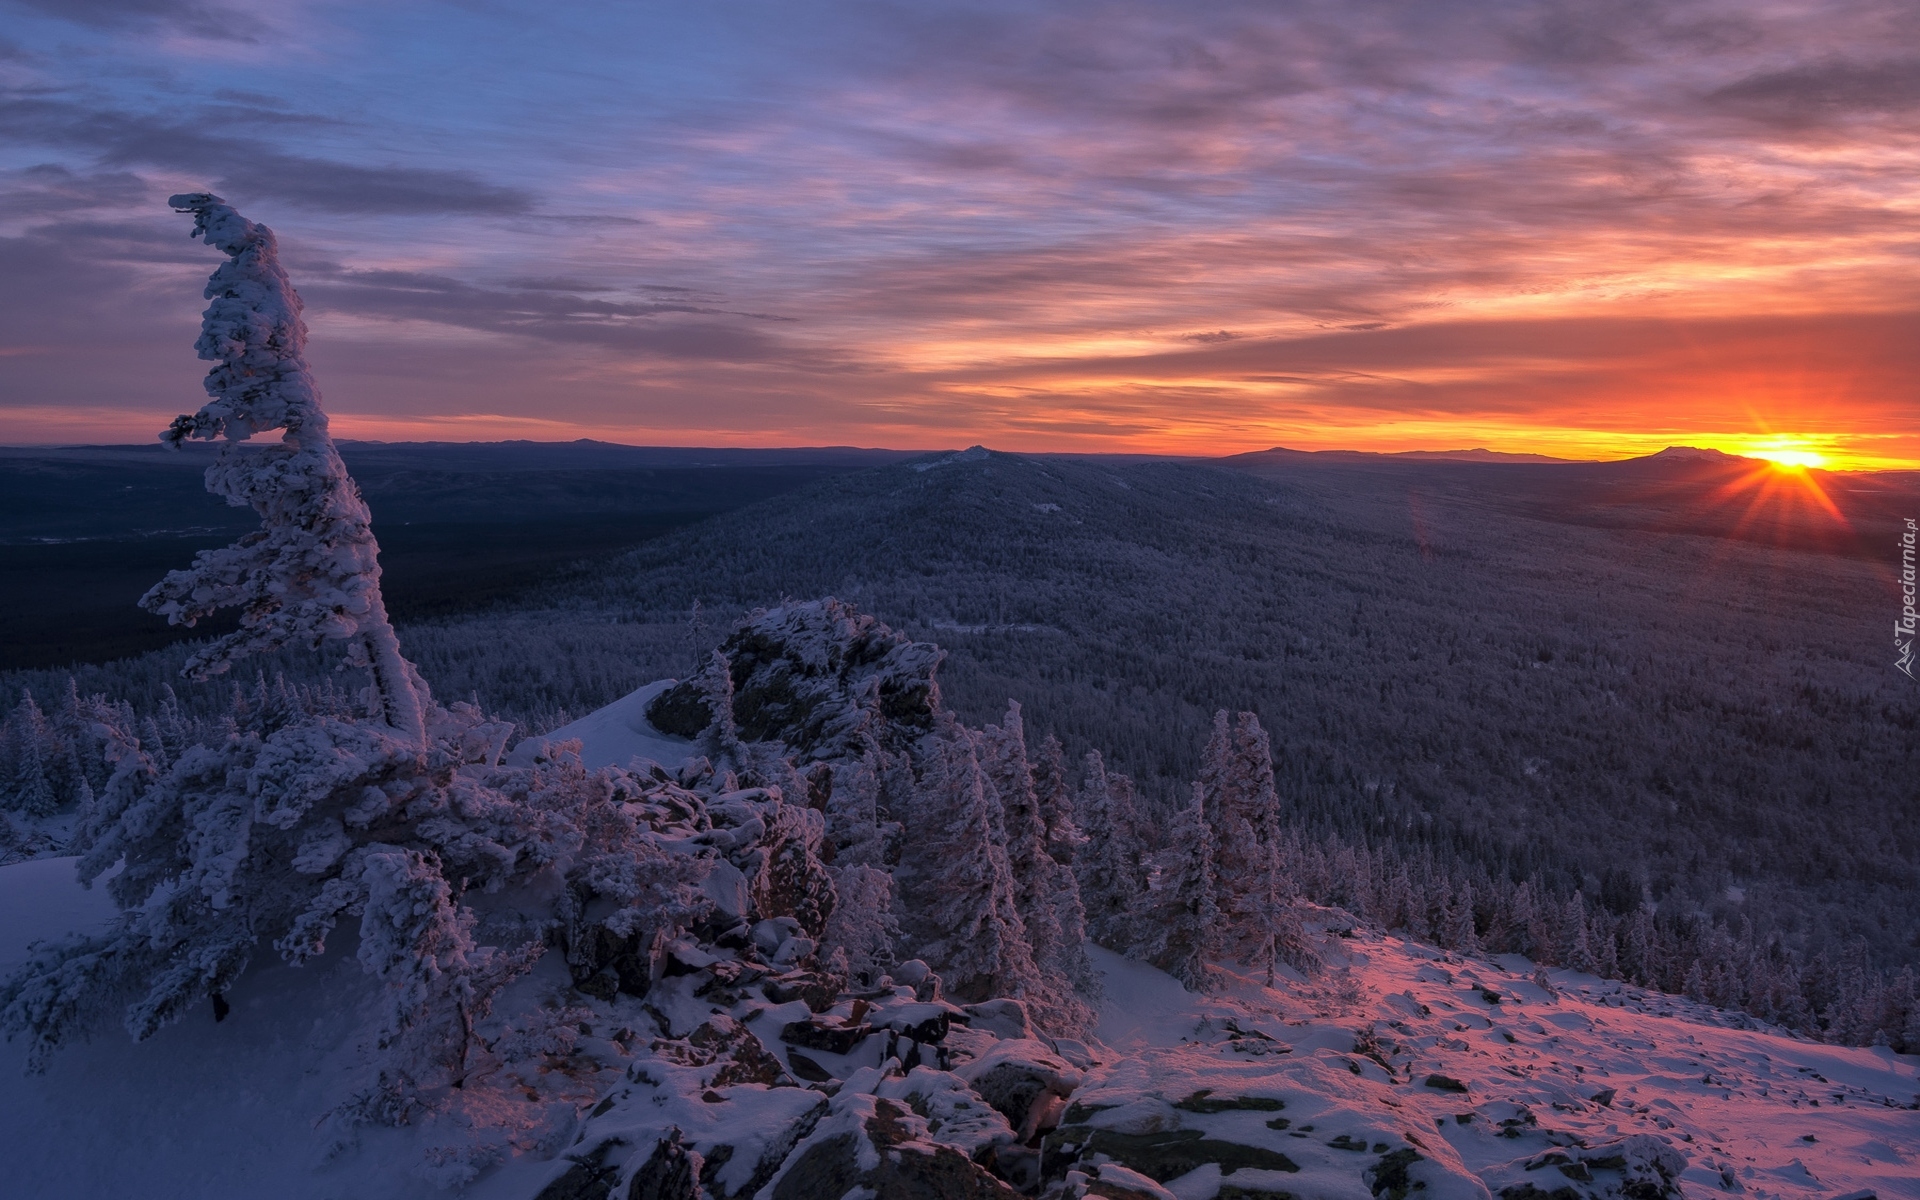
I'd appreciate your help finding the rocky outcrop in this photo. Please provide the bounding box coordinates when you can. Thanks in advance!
[1492,1135,1687,1200]
[624,1131,697,1200]
[1045,1126,1300,1183]
[770,1096,1020,1200]
[646,599,944,761]
[955,1038,1082,1141]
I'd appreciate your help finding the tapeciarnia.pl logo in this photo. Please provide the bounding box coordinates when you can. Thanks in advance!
[1898,517,1917,679]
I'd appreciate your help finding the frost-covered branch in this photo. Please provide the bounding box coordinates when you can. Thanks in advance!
[140,193,429,745]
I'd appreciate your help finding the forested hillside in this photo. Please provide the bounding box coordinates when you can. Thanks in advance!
[484,449,1913,970]
[6,443,1916,1042]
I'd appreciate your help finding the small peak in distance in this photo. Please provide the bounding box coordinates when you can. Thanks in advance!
[1645,446,1742,461]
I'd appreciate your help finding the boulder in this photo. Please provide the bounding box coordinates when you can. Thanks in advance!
[770,1097,1020,1200]
[762,968,842,1012]
[651,1015,790,1089]
[1370,1149,1425,1200]
[892,959,944,1003]
[532,1140,624,1200]
[962,998,1035,1041]
[873,999,958,1044]
[698,860,752,925]
[751,805,837,938]
[645,600,945,762]
[786,1051,834,1083]
[1170,1089,1285,1114]
[698,1098,829,1200]
[626,1130,697,1200]
[876,1067,1022,1161]
[782,1018,874,1056]
[1085,1163,1179,1200]
[956,1039,1083,1140]
[1044,1127,1299,1184]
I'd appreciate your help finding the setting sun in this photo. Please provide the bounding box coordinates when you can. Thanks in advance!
[1750,449,1829,470]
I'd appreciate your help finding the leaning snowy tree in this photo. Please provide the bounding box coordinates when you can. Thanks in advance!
[137,193,430,743]
[0,196,589,1118]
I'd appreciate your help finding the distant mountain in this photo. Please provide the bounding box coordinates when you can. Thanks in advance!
[1639,445,1743,462]
[1222,442,1918,559]
[1390,447,1576,462]
[1223,446,1576,465]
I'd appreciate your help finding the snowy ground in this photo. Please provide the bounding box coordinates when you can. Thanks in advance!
[504,678,694,772]
[2,862,1912,1199]
[3,678,1913,1200]
[1084,931,1919,1200]
[0,855,594,1199]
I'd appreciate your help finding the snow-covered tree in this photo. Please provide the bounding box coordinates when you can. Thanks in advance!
[824,748,896,867]
[1446,881,1480,955]
[900,723,1040,1003]
[698,648,746,765]
[0,197,583,1115]
[137,193,430,745]
[821,864,901,989]
[1031,732,1083,867]
[1196,710,1302,980]
[1131,784,1219,990]
[1562,893,1596,973]
[979,702,1097,1029]
[5,692,58,817]
[329,848,543,1112]
[1072,750,1143,950]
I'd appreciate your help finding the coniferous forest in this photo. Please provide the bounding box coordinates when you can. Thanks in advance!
[6,420,1916,1050]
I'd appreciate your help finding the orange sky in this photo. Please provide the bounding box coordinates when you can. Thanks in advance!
[2,2,1918,467]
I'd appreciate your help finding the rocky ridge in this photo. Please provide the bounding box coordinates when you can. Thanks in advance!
[501,602,1908,1200]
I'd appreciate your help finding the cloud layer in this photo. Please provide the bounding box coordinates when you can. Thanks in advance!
[1,0,1916,463]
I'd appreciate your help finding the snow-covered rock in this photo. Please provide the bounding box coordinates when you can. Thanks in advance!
[645,598,945,762]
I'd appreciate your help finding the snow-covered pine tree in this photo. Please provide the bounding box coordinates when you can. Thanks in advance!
[56,678,107,802]
[699,648,746,766]
[821,863,901,988]
[900,721,1040,1004]
[0,197,568,1111]
[1447,880,1480,955]
[137,193,430,745]
[1025,732,1098,1001]
[1197,710,1303,980]
[1902,974,1920,1054]
[980,707,1048,900]
[1514,879,1553,962]
[1591,912,1620,979]
[1072,749,1143,951]
[1032,732,1082,867]
[1561,893,1596,974]
[5,692,58,817]
[824,747,896,868]
[979,702,1096,1029]
[1131,784,1219,991]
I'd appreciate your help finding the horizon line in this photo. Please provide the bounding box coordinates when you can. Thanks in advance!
[3,437,1914,473]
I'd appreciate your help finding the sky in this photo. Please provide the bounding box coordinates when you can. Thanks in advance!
[1,1,1917,466]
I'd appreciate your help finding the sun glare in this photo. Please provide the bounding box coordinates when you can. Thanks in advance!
[1750,449,1828,470]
